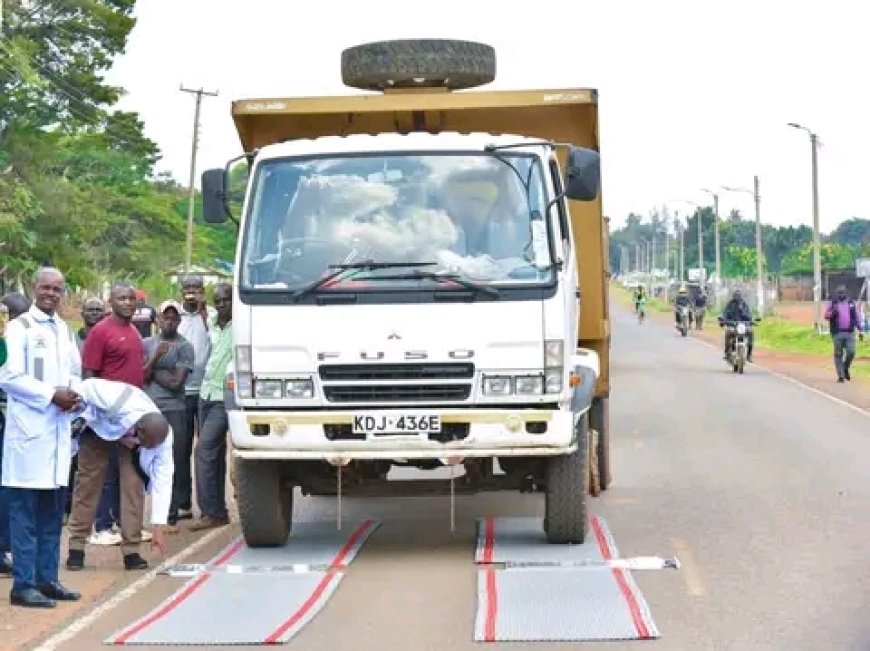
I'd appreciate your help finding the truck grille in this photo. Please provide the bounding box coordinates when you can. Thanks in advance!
[323,384,471,403]
[319,363,473,381]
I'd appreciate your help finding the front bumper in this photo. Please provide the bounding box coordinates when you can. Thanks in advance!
[228,407,582,461]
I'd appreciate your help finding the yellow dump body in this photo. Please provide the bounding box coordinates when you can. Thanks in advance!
[231,88,610,396]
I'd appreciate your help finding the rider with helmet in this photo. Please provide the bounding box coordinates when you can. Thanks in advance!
[674,285,692,326]
[721,289,754,361]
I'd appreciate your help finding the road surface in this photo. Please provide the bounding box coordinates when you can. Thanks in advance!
[33,305,870,651]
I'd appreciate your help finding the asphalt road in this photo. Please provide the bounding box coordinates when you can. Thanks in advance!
[37,305,870,651]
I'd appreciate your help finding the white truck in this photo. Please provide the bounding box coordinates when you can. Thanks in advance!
[201,39,610,546]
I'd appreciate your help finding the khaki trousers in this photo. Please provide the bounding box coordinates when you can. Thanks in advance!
[67,429,144,554]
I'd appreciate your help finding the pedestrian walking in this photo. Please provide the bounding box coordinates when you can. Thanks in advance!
[824,285,864,383]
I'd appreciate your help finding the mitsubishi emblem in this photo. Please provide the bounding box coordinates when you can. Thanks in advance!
[387,331,401,340]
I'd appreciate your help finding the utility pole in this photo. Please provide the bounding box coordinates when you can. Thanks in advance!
[181,85,219,272]
[678,222,685,282]
[810,133,821,331]
[696,209,704,281]
[753,175,764,315]
[788,122,823,331]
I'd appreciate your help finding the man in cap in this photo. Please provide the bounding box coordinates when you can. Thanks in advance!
[143,301,194,525]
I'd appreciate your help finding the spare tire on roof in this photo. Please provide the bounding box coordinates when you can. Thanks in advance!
[341,39,496,91]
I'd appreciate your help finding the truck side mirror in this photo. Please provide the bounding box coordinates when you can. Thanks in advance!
[564,146,600,202]
[202,168,229,224]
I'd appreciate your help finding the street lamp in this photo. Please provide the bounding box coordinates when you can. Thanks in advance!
[788,122,822,332]
[722,177,764,315]
[701,188,722,306]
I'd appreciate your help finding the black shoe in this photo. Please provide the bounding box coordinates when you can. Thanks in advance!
[38,581,81,601]
[10,587,56,608]
[66,549,85,571]
[124,553,148,570]
[0,556,12,576]
[838,377,845,383]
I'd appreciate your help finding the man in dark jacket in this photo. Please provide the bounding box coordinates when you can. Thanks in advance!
[824,285,864,382]
[721,289,754,361]
[674,286,692,327]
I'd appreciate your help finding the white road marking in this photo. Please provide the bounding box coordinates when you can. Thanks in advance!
[33,527,228,651]
[689,334,869,419]
[671,537,707,597]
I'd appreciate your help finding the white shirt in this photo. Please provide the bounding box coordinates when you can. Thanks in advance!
[178,307,215,395]
[72,378,175,526]
[0,306,81,489]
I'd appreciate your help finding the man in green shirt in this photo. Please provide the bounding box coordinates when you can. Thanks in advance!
[191,284,233,531]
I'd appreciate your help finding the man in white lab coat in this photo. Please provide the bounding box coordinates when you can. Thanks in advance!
[0,268,83,608]
[66,378,173,571]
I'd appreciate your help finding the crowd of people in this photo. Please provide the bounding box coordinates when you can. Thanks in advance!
[0,268,234,608]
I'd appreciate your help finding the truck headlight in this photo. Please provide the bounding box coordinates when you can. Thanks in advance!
[514,375,544,395]
[254,379,283,399]
[483,375,512,396]
[236,345,253,398]
[544,369,563,394]
[285,378,314,399]
[544,339,564,394]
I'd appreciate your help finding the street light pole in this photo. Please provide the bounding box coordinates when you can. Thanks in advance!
[702,189,722,306]
[788,122,823,331]
[753,175,764,315]
[721,179,764,313]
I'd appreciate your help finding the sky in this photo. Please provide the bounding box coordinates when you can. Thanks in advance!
[104,0,869,235]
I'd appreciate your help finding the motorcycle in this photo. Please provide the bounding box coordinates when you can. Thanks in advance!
[676,304,691,337]
[718,317,760,374]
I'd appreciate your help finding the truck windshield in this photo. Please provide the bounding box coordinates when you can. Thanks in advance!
[239,152,555,294]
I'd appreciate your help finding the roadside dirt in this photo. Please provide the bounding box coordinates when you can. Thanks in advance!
[645,308,870,412]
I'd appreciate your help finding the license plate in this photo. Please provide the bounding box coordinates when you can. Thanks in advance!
[352,413,442,436]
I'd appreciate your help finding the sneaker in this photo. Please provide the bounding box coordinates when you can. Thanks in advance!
[88,530,123,546]
[140,530,153,542]
[177,508,193,521]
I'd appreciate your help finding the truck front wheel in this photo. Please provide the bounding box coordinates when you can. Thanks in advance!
[234,458,293,547]
[544,415,589,544]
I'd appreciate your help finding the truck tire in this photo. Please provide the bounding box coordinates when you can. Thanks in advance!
[341,39,496,91]
[234,458,293,547]
[589,397,611,492]
[544,415,589,544]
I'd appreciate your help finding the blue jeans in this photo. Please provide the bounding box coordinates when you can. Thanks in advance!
[95,447,120,532]
[0,412,10,554]
[7,487,64,591]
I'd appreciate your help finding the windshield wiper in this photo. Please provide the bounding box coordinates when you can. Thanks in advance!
[289,261,437,300]
[353,270,500,298]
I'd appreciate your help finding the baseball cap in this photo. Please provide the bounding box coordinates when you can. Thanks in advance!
[158,300,183,315]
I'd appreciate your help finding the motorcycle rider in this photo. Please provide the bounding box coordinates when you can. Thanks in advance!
[721,289,754,362]
[674,286,692,327]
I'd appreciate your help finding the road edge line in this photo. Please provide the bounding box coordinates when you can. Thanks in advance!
[689,334,869,419]
[32,527,228,651]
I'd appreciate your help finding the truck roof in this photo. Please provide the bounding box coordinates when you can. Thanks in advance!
[254,131,552,160]
[230,88,597,152]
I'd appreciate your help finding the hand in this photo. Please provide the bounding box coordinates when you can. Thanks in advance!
[52,389,82,412]
[151,525,168,556]
[155,341,173,358]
